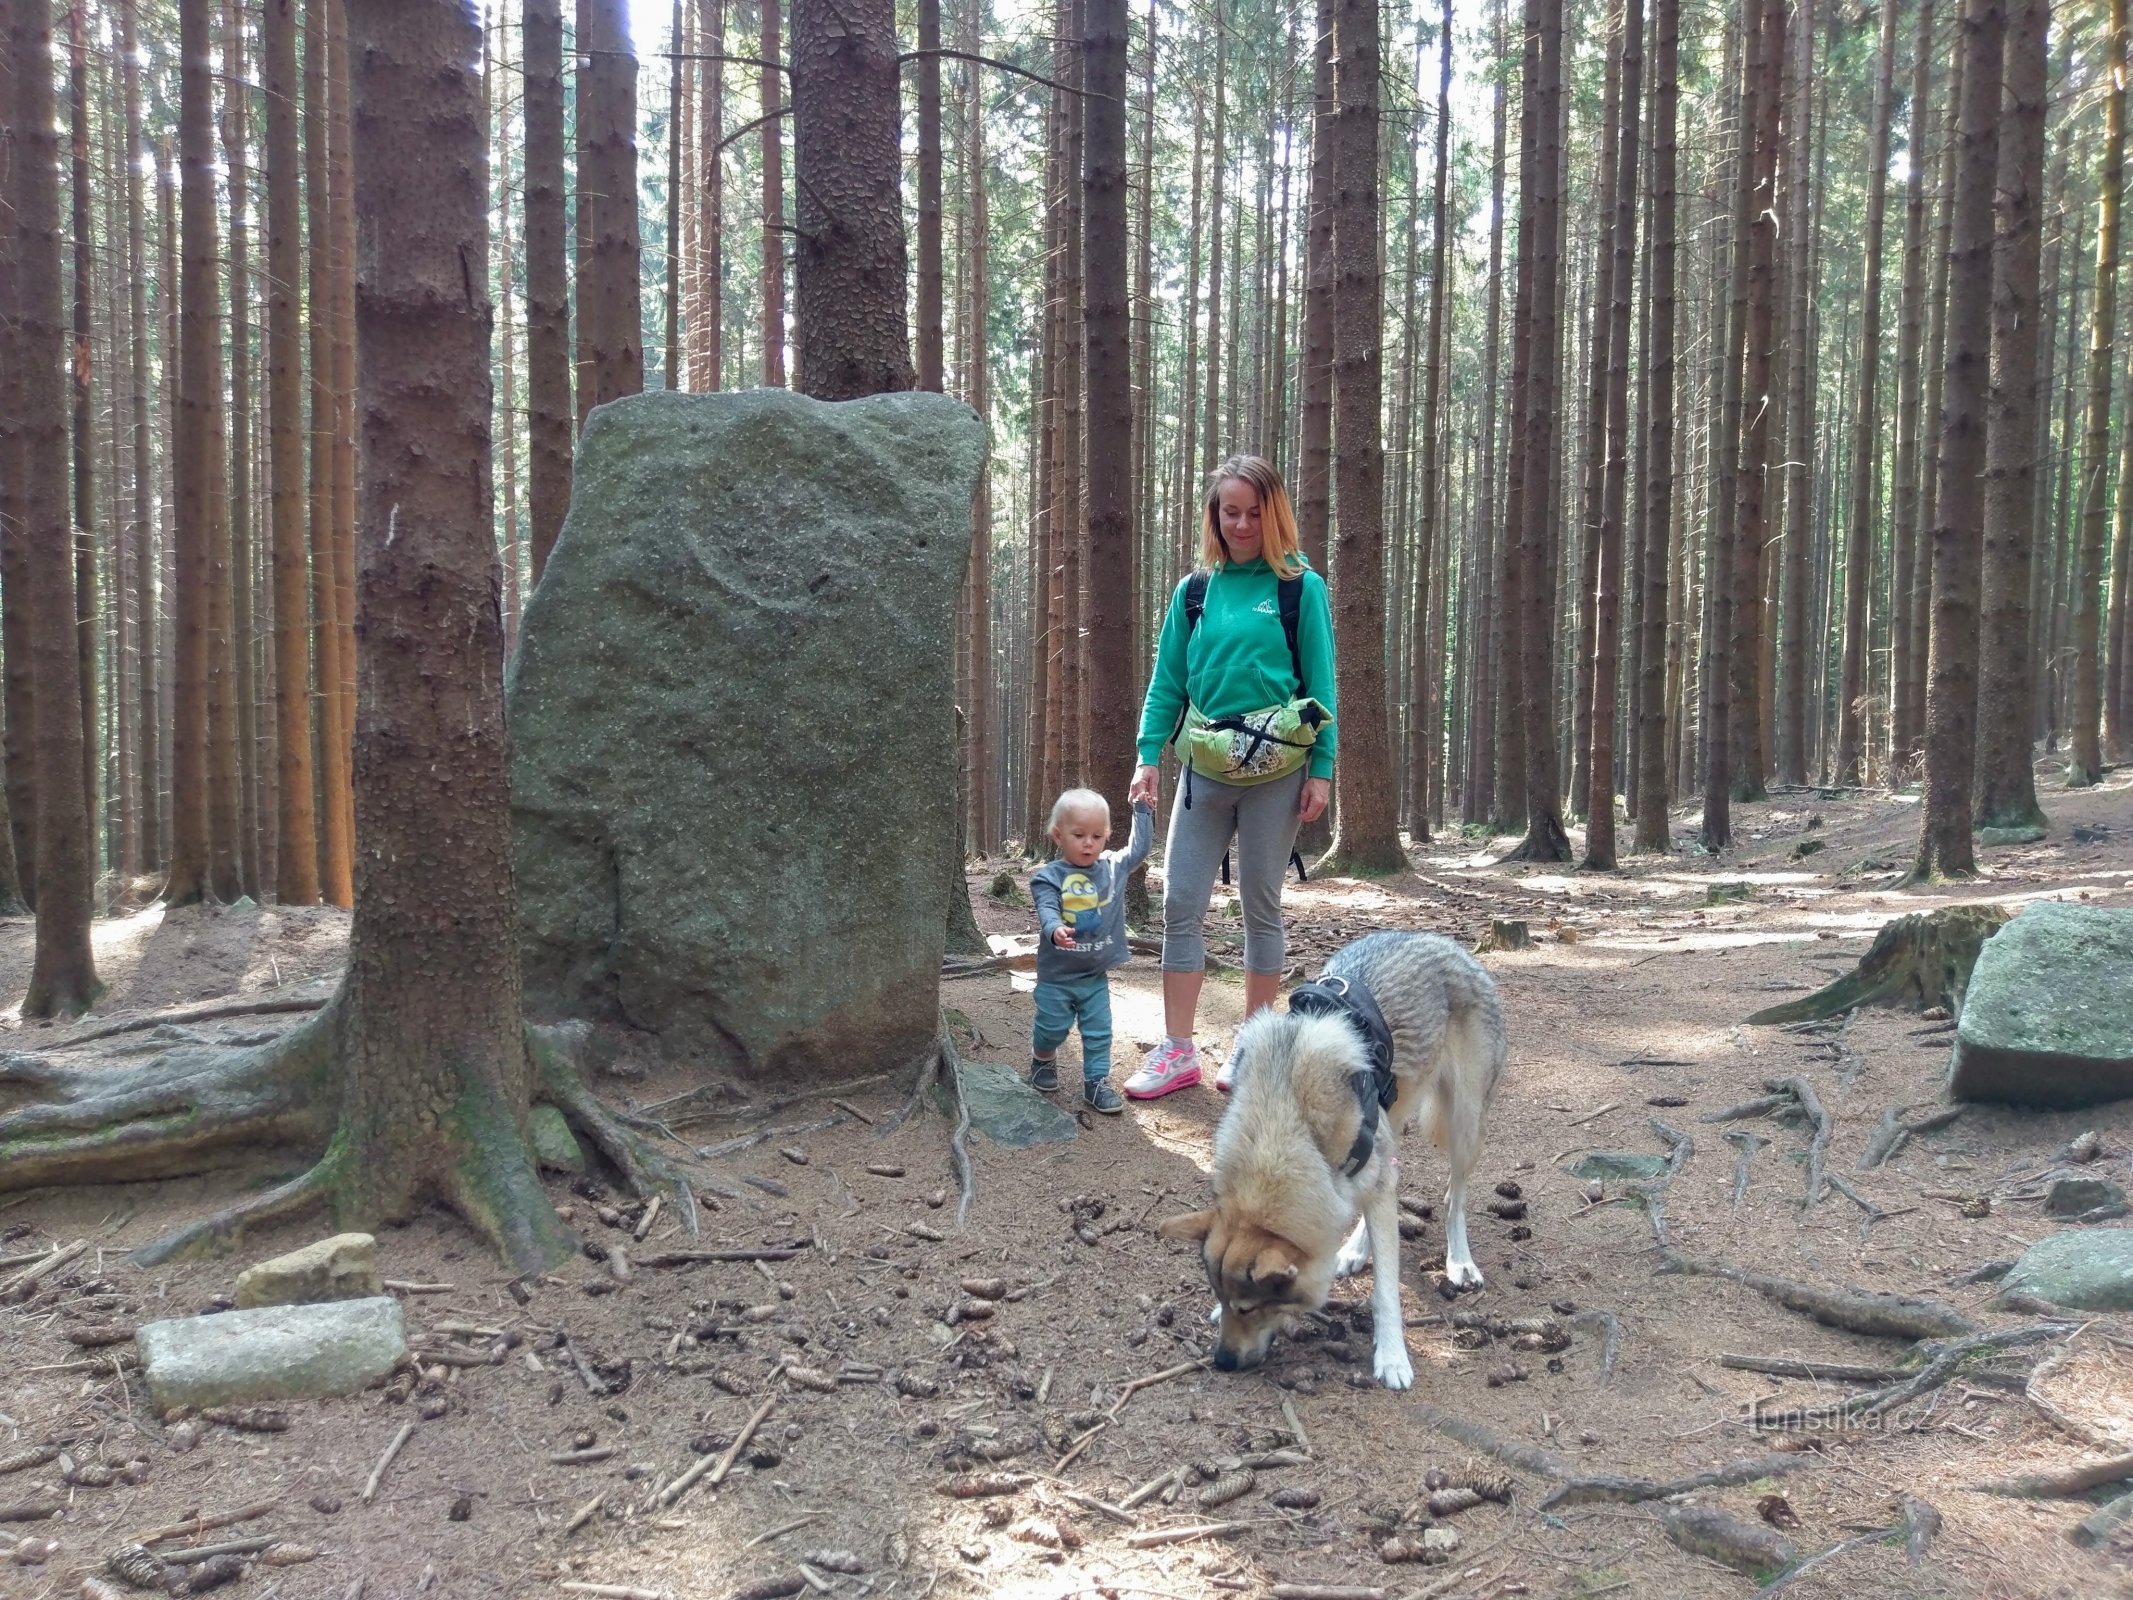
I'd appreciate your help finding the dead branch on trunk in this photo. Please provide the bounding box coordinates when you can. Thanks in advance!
[1657,1251,1976,1339]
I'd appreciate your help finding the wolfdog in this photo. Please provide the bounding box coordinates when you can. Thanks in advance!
[1159,930,1507,1389]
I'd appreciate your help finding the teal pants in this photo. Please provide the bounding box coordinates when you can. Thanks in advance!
[1032,973,1114,1082]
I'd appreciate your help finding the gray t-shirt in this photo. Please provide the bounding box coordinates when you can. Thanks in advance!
[1029,803,1154,983]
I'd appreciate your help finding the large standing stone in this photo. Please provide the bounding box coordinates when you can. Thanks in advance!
[1994,1229,2133,1312]
[138,1297,407,1408]
[1946,902,2133,1108]
[509,391,982,1084]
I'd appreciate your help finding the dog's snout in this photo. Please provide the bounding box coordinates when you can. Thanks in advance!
[1212,1345,1240,1372]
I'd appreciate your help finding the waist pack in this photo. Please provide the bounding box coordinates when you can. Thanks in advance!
[1178,697,1332,785]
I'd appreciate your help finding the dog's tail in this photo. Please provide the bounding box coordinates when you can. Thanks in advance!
[1414,959,1508,1181]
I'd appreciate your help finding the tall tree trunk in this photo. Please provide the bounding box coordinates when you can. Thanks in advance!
[1975,0,2047,829]
[1512,0,1569,860]
[788,0,912,397]
[1469,0,1508,825]
[1634,0,1676,851]
[697,0,724,390]
[1052,0,1084,782]
[1834,0,1899,788]
[965,0,992,851]
[1084,0,1133,829]
[1774,0,1820,789]
[1914,0,2004,877]
[265,0,319,905]
[1888,0,1938,771]
[121,0,155,880]
[583,0,645,405]
[916,0,943,391]
[1408,0,1453,845]
[0,0,32,914]
[1585,0,1643,870]
[2073,0,2126,785]
[328,0,359,878]
[664,0,682,387]
[1202,2,1226,470]
[1296,0,1336,582]
[1910,31,1962,770]
[524,0,571,581]
[226,0,260,897]
[759,0,786,385]
[1322,0,1404,872]
[495,12,522,642]
[66,0,96,858]
[1496,0,1538,834]
[10,0,102,1013]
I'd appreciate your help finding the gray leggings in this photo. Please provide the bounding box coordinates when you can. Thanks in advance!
[1160,767,1305,976]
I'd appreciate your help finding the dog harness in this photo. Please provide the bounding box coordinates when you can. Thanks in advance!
[1285,975,1397,1177]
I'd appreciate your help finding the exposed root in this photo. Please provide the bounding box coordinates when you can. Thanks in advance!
[132,1151,346,1268]
[1751,1325,2067,1429]
[1411,1403,1572,1482]
[1634,1119,1694,1248]
[1744,905,2011,1025]
[1725,1130,1768,1210]
[1657,1251,1976,1340]
[1824,1173,1901,1242]
[1974,1449,2133,1499]
[528,1025,699,1235]
[1539,1452,1815,1510]
[1859,1104,1964,1169]
[1572,1309,1622,1385]
[1900,1494,1942,1564]
[42,992,331,1051]
[2023,1338,2122,1450]
[1757,1527,1899,1595]
[935,1019,975,1228]
[1765,1076,1832,1208]
[1699,1093,1792,1123]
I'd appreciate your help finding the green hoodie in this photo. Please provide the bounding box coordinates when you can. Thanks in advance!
[1135,557,1338,779]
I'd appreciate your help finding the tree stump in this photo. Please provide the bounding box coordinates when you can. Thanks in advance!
[1745,905,2011,1025]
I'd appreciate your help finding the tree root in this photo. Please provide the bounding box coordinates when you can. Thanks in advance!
[1634,1119,1693,1249]
[1572,1309,1622,1385]
[1859,1104,1964,1169]
[41,992,332,1051]
[1974,1450,2133,1499]
[1411,1403,1573,1481]
[527,1025,698,1235]
[1757,1527,1899,1595]
[1656,1251,1975,1340]
[1764,1077,1832,1208]
[935,1020,975,1228]
[1725,1130,1768,1210]
[2022,1338,2122,1450]
[1744,905,2011,1025]
[1749,1325,2066,1429]
[1541,1452,1815,1511]
[1824,1173,1901,1242]
[132,1146,351,1267]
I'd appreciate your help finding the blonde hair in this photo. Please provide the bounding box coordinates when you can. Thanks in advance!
[1047,788,1110,837]
[1200,454,1305,578]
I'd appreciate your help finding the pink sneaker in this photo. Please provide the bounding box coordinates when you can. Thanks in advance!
[1125,1039,1201,1099]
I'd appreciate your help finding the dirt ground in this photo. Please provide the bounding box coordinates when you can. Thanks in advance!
[3,767,2132,1600]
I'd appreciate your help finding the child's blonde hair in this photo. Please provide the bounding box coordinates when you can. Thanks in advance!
[1199,454,1306,577]
[1047,788,1110,837]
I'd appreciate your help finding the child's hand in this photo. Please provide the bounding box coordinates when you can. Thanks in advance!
[1051,926,1077,949]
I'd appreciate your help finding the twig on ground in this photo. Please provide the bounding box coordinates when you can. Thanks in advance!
[1052,1422,1107,1471]
[563,1494,606,1536]
[132,1500,279,1545]
[362,1423,415,1504]
[658,1392,778,1508]
[1268,1587,1389,1600]
[1120,1467,1185,1510]
[1107,1361,1209,1419]
[1280,1395,1309,1454]
[743,1511,827,1548]
[1122,1521,1253,1549]
[1567,1102,1620,1128]
[0,1240,85,1298]
[640,1246,807,1267]
[1657,1251,1976,1340]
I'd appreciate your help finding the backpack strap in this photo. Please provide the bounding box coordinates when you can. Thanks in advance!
[1278,573,1306,696]
[1184,570,1211,634]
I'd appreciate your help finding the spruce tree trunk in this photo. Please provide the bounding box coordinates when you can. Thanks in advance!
[788,0,912,398]
[524,0,571,581]
[66,2,96,858]
[1084,0,1134,823]
[1586,0,1643,870]
[1634,0,1676,852]
[1888,0,1938,772]
[696,0,724,390]
[1203,3,1226,470]
[760,0,786,385]
[11,0,102,1014]
[1835,0,1899,789]
[225,0,259,897]
[0,0,34,912]
[916,0,943,391]
[328,0,360,885]
[1053,0,1085,783]
[582,0,645,406]
[1296,0,1335,581]
[1405,0,1452,844]
[664,0,683,388]
[1915,0,2004,878]
[1775,0,1821,789]
[1975,0,2048,830]
[265,0,319,905]
[966,0,993,850]
[121,0,155,881]
[1910,36,1962,770]
[1469,0,1508,826]
[1323,0,1405,872]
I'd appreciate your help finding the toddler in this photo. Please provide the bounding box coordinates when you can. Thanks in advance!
[1027,789,1154,1114]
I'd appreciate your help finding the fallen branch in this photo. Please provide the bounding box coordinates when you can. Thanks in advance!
[1974,1450,2133,1499]
[1657,1251,1975,1340]
[1107,1360,1208,1419]
[1057,1488,1137,1526]
[1539,1452,1816,1510]
[1719,1353,1911,1384]
[640,1247,807,1267]
[131,1500,279,1546]
[563,1494,606,1537]
[1122,1520,1253,1549]
[1052,1422,1107,1472]
[558,1586,672,1600]
[1269,1588,1390,1600]
[0,1239,85,1298]
[658,1392,778,1508]
[1860,1105,1964,1170]
[362,1423,415,1504]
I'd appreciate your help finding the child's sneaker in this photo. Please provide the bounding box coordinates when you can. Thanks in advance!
[1029,1057,1060,1094]
[1084,1078,1124,1115]
[1125,1039,1201,1099]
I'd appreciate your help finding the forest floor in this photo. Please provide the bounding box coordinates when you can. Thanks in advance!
[3,764,2133,1600]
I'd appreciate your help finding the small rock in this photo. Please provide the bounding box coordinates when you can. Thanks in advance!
[1996,1229,2133,1311]
[448,1492,473,1521]
[528,1105,587,1174]
[138,1297,407,1409]
[310,1494,343,1515]
[2068,1130,2104,1164]
[233,1233,383,1310]
[2044,1175,2127,1220]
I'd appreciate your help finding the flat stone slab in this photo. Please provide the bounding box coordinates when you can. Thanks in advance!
[1568,1152,1669,1183]
[942,1060,1077,1148]
[234,1232,382,1309]
[1947,902,2133,1109]
[139,1296,407,1409]
[1995,1229,2133,1312]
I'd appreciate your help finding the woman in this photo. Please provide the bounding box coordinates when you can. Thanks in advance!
[1124,455,1335,1098]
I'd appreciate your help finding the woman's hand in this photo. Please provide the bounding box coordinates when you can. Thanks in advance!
[1128,764,1161,810]
[1299,776,1331,824]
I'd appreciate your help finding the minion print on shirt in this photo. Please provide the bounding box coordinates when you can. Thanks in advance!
[1057,872,1106,950]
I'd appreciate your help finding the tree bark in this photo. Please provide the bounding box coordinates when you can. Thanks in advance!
[524,0,571,582]
[916,0,943,391]
[1585,0,1643,869]
[1634,0,1676,852]
[1322,0,1404,872]
[0,0,32,913]
[66,1,96,857]
[760,0,786,385]
[1915,0,2004,878]
[1888,0,1938,773]
[1203,2,1226,470]
[1774,0,1820,789]
[1408,0,1453,846]
[696,0,724,390]
[1496,0,1537,835]
[119,0,155,880]
[664,0,683,387]
[1469,0,1507,826]
[1084,0,1133,829]
[1296,0,1336,582]
[328,0,359,884]
[225,0,260,897]
[265,0,319,905]
[964,0,991,851]
[582,0,645,406]
[9,0,102,1013]
[1975,0,2047,830]
[787,0,912,398]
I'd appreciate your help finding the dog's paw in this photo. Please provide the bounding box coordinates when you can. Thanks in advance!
[1374,1343,1415,1390]
[1334,1243,1371,1278]
[1444,1259,1485,1290]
